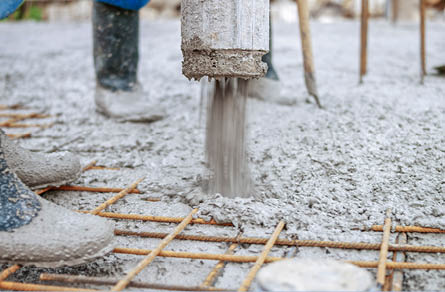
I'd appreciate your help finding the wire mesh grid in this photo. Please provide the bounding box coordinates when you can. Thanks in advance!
[2,105,445,291]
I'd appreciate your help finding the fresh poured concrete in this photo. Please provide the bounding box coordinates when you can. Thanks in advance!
[0,19,444,290]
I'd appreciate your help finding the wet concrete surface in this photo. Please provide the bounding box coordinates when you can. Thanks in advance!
[0,19,444,290]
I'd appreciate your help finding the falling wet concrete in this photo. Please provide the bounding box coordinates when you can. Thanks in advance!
[203,78,252,198]
[0,20,444,290]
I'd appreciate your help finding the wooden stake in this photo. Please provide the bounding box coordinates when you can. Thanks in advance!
[377,209,392,287]
[112,209,198,291]
[420,0,426,83]
[296,0,322,108]
[392,0,399,23]
[238,221,285,292]
[359,0,369,83]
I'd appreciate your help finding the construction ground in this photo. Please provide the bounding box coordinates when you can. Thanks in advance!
[0,15,444,292]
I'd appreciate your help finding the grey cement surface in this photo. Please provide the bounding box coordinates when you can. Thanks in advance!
[0,19,444,290]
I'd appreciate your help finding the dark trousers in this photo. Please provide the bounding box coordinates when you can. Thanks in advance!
[93,1,139,91]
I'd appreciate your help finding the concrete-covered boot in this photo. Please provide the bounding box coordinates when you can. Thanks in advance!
[0,135,114,268]
[0,130,81,189]
[247,14,295,106]
[93,1,165,123]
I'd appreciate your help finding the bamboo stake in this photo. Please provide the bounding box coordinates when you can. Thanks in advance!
[40,273,230,291]
[200,243,238,288]
[90,177,145,215]
[371,225,445,233]
[296,0,322,108]
[0,281,95,292]
[420,0,426,83]
[36,185,140,195]
[377,209,392,287]
[92,212,234,226]
[238,221,285,292]
[359,0,369,83]
[0,265,20,281]
[391,233,407,291]
[112,208,199,291]
[114,229,445,254]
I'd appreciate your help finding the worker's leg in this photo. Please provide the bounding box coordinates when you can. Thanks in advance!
[93,0,164,122]
[93,1,139,91]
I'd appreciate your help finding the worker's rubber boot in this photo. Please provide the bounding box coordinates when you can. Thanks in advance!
[93,1,164,123]
[0,130,81,190]
[247,14,295,106]
[0,135,114,268]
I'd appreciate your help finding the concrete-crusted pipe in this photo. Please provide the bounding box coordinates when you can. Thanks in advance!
[181,0,270,80]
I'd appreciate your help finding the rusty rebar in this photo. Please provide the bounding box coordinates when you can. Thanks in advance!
[238,221,285,292]
[0,113,50,119]
[114,229,445,253]
[371,225,445,233]
[0,265,20,281]
[0,122,53,128]
[200,243,238,288]
[391,233,407,291]
[0,104,23,110]
[90,177,145,215]
[112,209,199,291]
[82,160,119,171]
[113,247,288,263]
[377,209,392,287]
[82,160,98,172]
[95,212,234,226]
[114,247,445,270]
[349,261,445,270]
[36,185,140,196]
[40,273,230,291]
[6,133,32,140]
[141,197,162,202]
[0,281,96,291]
